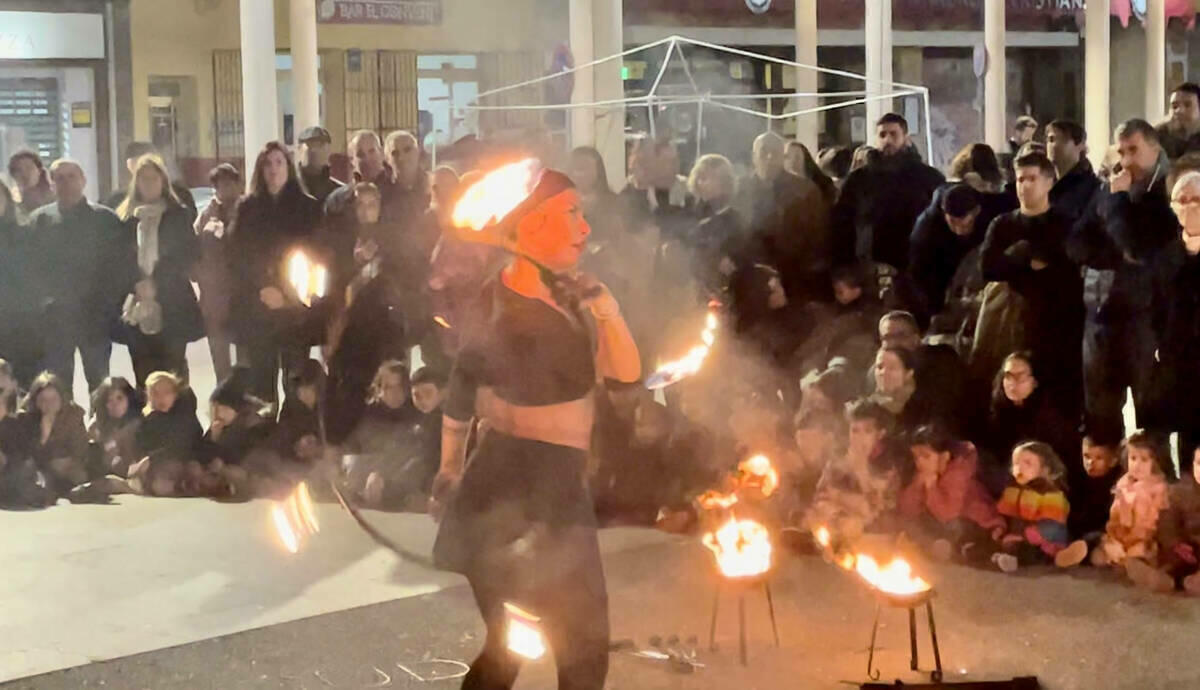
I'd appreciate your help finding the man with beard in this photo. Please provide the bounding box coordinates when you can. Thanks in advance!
[1156,83,1200,160]
[1045,119,1100,225]
[734,132,830,301]
[296,126,342,204]
[1071,119,1178,436]
[832,113,945,271]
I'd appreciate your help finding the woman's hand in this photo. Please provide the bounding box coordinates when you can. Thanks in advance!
[576,274,620,321]
[260,286,286,310]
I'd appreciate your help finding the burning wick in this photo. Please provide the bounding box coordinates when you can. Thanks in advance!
[703,517,773,579]
[737,454,779,498]
[288,251,328,308]
[814,526,831,549]
[452,159,542,232]
[503,602,547,660]
[645,311,719,390]
[433,315,452,329]
[271,481,321,554]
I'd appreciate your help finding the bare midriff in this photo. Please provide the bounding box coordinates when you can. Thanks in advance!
[474,387,595,451]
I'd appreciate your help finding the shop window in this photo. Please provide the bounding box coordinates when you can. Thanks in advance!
[0,77,62,166]
[418,54,479,149]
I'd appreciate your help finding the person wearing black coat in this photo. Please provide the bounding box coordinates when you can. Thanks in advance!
[1069,120,1178,436]
[0,182,44,386]
[30,160,125,393]
[113,154,204,387]
[1149,171,1200,474]
[907,182,1015,325]
[981,152,1084,413]
[1045,120,1101,226]
[227,142,324,404]
[104,141,196,221]
[832,114,945,271]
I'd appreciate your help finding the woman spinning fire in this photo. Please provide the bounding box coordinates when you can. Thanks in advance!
[430,161,641,690]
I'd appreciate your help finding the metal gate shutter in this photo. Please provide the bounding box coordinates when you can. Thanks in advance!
[0,77,62,163]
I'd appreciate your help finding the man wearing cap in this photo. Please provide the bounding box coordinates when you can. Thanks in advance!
[297,126,342,204]
[431,163,640,690]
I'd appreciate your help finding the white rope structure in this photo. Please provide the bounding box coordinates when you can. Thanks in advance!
[466,34,934,156]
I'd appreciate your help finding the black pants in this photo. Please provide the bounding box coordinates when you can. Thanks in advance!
[0,311,44,388]
[240,340,308,405]
[1082,316,1155,436]
[435,433,609,690]
[128,333,189,388]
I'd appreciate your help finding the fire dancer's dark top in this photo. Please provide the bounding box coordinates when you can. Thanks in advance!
[444,281,596,423]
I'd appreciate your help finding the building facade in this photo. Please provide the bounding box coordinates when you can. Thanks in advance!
[0,0,133,201]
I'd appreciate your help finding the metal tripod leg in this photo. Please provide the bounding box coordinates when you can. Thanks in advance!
[926,600,944,683]
[908,606,919,671]
[865,602,882,681]
[763,582,780,647]
[708,584,720,651]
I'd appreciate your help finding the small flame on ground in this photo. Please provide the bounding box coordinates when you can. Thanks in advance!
[504,603,547,660]
[703,517,773,579]
[852,554,931,596]
[646,310,720,390]
[697,489,738,510]
[452,159,541,231]
[271,481,320,554]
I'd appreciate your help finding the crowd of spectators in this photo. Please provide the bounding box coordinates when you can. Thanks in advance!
[5,83,1200,593]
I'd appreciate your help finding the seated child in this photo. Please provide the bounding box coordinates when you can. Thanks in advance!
[127,372,202,497]
[898,424,1003,561]
[88,377,143,478]
[806,398,901,546]
[408,366,446,483]
[18,372,90,499]
[780,409,842,529]
[1062,429,1122,555]
[0,389,54,507]
[274,359,325,465]
[595,396,674,526]
[185,370,280,497]
[344,360,427,509]
[1137,448,1200,594]
[1089,431,1169,578]
[991,441,1071,573]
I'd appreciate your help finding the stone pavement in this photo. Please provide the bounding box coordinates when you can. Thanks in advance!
[6,494,1200,690]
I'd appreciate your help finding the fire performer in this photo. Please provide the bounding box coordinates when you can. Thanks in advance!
[430,164,641,690]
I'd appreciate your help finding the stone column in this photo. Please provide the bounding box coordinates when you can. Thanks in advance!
[984,0,1007,151]
[865,0,892,133]
[290,0,321,136]
[1145,0,1166,121]
[1085,0,1111,168]
[240,0,280,166]
[794,0,819,150]
[593,0,625,191]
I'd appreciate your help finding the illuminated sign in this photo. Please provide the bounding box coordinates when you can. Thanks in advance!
[0,12,105,60]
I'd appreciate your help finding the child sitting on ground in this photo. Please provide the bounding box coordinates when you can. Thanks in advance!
[88,377,143,478]
[898,424,1003,562]
[194,369,280,498]
[806,398,901,546]
[408,366,445,483]
[1136,448,1200,594]
[19,372,90,499]
[344,360,427,510]
[1086,431,1170,579]
[1062,429,1122,557]
[274,359,325,465]
[991,441,1071,573]
[127,372,202,497]
[0,389,53,507]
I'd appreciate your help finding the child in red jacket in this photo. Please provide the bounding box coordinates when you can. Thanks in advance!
[898,424,1003,561]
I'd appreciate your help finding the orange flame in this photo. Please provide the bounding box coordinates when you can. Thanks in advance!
[738,454,779,498]
[288,251,327,307]
[697,489,739,511]
[646,311,720,390]
[703,517,773,578]
[452,159,541,232]
[851,554,931,596]
[504,602,547,660]
[815,525,831,549]
[271,481,320,554]
[433,315,452,329]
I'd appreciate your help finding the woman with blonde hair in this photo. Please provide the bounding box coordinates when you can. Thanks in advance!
[686,153,746,296]
[114,154,204,387]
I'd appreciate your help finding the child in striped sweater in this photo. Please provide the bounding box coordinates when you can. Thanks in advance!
[991,441,1071,573]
